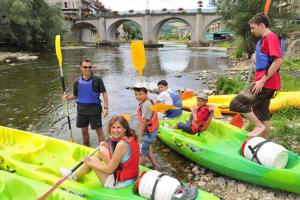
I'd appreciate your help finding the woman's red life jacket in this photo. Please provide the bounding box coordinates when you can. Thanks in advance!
[108,137,139,182]
[136,99,159,133]
[191,105,214,133]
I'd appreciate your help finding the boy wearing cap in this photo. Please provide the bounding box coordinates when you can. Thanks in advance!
[133,83,159,169]
[175,92,210,134]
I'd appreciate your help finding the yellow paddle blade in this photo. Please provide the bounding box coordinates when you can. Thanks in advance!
[213,106,222,118]
[151,103,178,113]
[130,41,146,77]
[181,91,194,100]
[121,113,132,122]
[55,35,62,67]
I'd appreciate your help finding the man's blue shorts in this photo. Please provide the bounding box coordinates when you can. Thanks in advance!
[140,130,158,156]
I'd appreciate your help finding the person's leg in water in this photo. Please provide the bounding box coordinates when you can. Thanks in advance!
[81,127,90,146]
[148,144,158,170]
[96,127,105,143]
[261,120,271,138]
[139,138,149,166]
[243,112,265,136]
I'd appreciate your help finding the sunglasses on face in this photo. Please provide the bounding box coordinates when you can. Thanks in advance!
[82,66,92,69]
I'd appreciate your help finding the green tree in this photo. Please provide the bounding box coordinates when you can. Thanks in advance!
[216,0,290,58]
[122,21,142,41]
[0,0,65,51]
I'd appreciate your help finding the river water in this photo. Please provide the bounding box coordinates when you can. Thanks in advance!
[0,44,227,169]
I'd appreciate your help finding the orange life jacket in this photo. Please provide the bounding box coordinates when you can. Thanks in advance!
[191,105,214,133]
[136,99,159,133]
[108,137,139,182]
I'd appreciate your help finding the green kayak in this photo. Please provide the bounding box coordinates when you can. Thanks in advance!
[0,170,83,200]
[159,111,300,195]
[0,126,218,200]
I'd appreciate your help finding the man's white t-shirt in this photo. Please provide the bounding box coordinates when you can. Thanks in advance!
[157,88,173,105]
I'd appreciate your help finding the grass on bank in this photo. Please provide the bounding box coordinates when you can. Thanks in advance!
[282,58,300,71]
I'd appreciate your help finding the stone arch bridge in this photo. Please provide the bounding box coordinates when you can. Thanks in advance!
[73,9,221,47]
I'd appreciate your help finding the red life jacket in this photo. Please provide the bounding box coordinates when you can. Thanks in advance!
[191,105,214,133]
[108,137,139,182]
[136,99,159,133]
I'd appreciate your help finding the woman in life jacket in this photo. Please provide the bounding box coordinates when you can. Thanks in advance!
[60,116,139,188]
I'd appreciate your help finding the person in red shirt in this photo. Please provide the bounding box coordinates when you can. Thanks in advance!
[175,92,210,134]
[229,13,283,138]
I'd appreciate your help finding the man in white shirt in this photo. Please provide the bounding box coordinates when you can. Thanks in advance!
[156,80,182,118]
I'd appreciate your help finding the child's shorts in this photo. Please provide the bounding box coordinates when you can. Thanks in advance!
[140,130,158,156]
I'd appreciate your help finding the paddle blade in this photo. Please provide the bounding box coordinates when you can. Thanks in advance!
[230,113,243,128]
[181,91,194,100]
[264,0,272,16]
[122,114,132,122]
[55,35,63,67]
[151,103,178,113]
[130,41,146,77]
[213,107,222,118]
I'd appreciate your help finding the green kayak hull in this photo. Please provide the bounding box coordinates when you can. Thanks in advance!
[0,170,83,200]
[0,126,219,200]
[158,111,300,194]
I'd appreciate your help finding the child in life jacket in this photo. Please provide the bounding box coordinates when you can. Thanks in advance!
[60,116,139,188]
[133,82,159,170]
[175,92,211,134]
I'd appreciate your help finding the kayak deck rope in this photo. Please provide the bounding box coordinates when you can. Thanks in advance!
[60,187,86,198]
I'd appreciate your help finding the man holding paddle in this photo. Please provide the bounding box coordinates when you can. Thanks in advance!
[64,59,108,146]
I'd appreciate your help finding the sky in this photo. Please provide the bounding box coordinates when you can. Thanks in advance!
[101,0,211,12]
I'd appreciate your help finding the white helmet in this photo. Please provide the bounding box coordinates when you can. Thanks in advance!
[133,82,148,90]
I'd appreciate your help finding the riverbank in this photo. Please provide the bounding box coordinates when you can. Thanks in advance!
[159,57,300,200]
[0,52,39,62]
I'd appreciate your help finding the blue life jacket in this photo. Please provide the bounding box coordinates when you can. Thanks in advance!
[255,34,285,72]
[165,90,182,118]
[76,76,101,105]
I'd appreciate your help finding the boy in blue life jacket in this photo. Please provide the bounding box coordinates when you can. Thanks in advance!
[156,80,182,119]
[229,13,283,138]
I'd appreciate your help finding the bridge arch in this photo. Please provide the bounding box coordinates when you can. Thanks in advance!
[151,16,194,44]
[106,19,144,42]
[202,16,223,40]
[72,21,99,43]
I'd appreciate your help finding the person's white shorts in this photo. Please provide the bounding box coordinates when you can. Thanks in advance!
[104,174,129,188]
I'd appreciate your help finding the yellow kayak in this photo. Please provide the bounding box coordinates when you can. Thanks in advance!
[182,91,300,114]
[0,126,219,200]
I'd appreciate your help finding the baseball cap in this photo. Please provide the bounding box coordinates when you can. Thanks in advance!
[197,92,208,101]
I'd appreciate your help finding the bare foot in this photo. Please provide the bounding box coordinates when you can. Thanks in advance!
[247,125,265,137]
[151,165,159,170]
